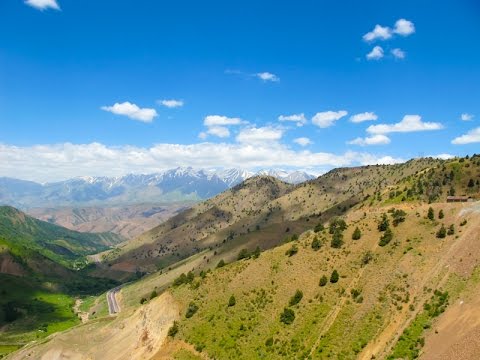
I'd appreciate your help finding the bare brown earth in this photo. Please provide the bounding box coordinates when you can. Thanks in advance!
[0,251,26,276]
[8,292,179,360]
[28,203,191,239]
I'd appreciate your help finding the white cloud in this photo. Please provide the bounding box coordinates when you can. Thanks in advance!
[204,115,243,126]
[256,72,280,82]
[367,115,444,134]
[348,135,391,146]
[294,137,313,146]
[451,127,480,145]
[430,153,455,160]
[366,46,384,60]
[350,112,378,123]
[393,19,415,36]
[461,113,474,121]
[278,113,307,126]
[363,25,392,41]
[25,0,60,10]
[0,142,404,183]
[312,111,348,128]
[158,99,184,108]
[391,48,406,59]
[101,102,158,123]
[206,126,230,138]
[236,126,283,144]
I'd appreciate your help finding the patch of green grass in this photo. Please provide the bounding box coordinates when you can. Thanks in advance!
[0,274,79,352]
[173,348,203,360]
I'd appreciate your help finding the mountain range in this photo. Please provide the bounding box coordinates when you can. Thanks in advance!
[0,168,315,208]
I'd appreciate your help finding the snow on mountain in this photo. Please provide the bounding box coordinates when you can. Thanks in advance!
[0,168,315,207]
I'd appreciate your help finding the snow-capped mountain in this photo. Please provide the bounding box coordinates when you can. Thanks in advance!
[0,167,315,208]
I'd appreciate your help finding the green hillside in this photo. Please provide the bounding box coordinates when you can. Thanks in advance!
[0,206,123,269]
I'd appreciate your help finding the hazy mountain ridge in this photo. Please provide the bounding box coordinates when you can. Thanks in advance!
[0,168,315,208]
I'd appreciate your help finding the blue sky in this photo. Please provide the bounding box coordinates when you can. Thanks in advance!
[0,0,479,182]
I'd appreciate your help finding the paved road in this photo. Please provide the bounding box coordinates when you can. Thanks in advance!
[106,287,121,315]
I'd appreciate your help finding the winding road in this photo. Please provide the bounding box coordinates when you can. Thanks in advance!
[106,287,121,315]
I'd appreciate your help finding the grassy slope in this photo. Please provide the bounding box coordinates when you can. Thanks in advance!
[103,157,462,280]
[0,206,124,268]
[163,201,479,359]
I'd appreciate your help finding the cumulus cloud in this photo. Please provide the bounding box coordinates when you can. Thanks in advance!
[391,48,406,59]
[294,137,313,146]
[312,111,348,128]
[0,142,403,182]
[451,127,480,145]
[236,126,283,144]
[393,19,415,36]
[461,113,474,121]
[363,25,392,41]
[205,126,230,138]
[278,113,307,126]
[101,102,158,123]
[158,99,184,108]
[367,115,443,134]
[350,112,378,123]
[366,46,384,60]
[204,115,243,126]
[363,19,415,41]
[430,153,455,160]
[348,135,391,146]
[256,72,280,82]
[25,0,60,10]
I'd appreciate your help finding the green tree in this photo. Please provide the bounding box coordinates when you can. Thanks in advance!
[427,207,435,221]
[280,308,295,325]
[436,225,447,238]
[168,321,179,337]
[289,290,303,306]
[331,230,344,248]
[237,248,249,260]
[438,209,444,219]
[352,227,362,240]
[330,270,339,283]
[185,302,199,318]
[228,295,236,307]
[150,290,157,300]
[319,275,328,287]
[216,259,226,268]
[314,223,325,233]
[378,213,390,231]
[447,224,455,235]
[329,217,347,234]
[468,178,475,188]
[285,244,298,256]
[379,228,393,246]
[311,236,322,250]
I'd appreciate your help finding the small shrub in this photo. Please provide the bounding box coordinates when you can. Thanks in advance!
[460,219,467,226]
[352,227,362,240]
[280,308,295,325]
[436,225,446,239]
[149,290,157,300]
[140,297,147,304]
[185,302,199,318]
[447,224,455,235]
[378,213,390,232]
[265,337,274,347]
[168,321,179,337]
[216,259,226,268]
[285,244,298,257]
[362,251,374,265]
[379,228,393,246]
[319,275,328,287]
[331,230,344,248]
[427,207,435,221]
[438,209,444,219]
[289,290,303,306]
[314,223,325,233]
[330,270,339,283]
[228,295,236,307]
[311,236,322,250]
